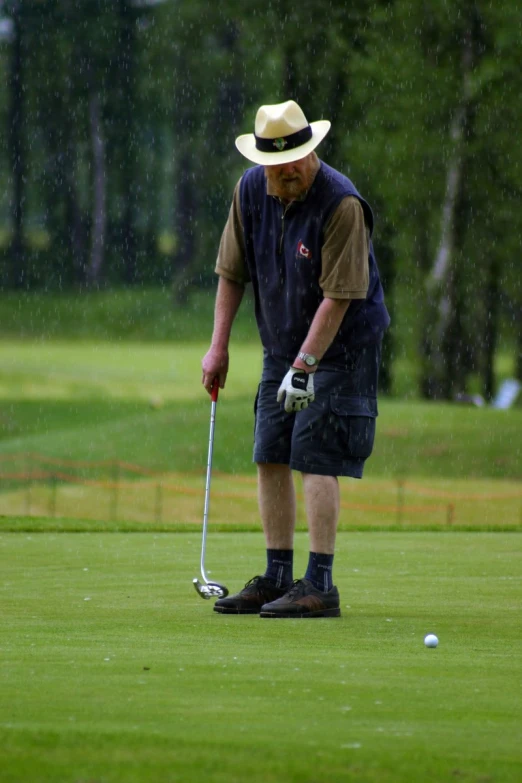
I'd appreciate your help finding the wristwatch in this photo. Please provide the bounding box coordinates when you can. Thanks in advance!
[297,351,319,368]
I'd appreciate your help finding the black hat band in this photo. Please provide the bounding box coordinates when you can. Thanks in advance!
[254,125,313,153]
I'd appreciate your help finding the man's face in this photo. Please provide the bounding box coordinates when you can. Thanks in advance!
[264,152,317,202]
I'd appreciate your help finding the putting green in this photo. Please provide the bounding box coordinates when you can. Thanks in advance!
[1,530,520,782]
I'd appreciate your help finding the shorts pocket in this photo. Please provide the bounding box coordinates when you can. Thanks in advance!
[329,394,377,461]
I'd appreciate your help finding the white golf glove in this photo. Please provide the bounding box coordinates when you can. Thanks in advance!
[277,368,315,413]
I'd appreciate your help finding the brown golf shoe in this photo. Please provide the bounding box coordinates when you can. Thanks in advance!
[260,578,341,618]
[213,575,288,615]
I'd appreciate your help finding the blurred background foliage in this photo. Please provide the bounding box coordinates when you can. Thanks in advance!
[0,0,520,399]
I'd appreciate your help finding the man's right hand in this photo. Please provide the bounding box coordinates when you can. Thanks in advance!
[201,346,229,394]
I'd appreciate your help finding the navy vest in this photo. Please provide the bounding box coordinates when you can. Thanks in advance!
[239,161,390,362]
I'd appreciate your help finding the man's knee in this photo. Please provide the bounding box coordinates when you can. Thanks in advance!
[257,462,292,477]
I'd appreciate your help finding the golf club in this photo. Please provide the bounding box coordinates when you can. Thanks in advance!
[193,379,229,600]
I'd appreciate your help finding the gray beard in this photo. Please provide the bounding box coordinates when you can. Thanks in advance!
[279,180,304,199]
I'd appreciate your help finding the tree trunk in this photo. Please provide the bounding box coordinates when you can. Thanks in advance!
[8,2,26,289]
[516,321,522,383]
[374,221,395,396]
[482,254,500,401]
[170,16,243,302]
[439,244,467,399]
[321,69,347,171]
[67,36,88,283]
[87,91,107,287]
[171,148,198,304]
[65,136,88,284]
[280,1,299,100]
[422,22,474,399]
[118,0,138,283]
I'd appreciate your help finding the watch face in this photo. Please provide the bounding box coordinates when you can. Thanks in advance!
[298,351,317,367]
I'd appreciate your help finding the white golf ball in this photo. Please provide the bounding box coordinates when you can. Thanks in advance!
[424,633,439,648]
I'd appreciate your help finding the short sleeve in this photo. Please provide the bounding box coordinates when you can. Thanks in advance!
[215,179,250,285]
[320,196,369,299]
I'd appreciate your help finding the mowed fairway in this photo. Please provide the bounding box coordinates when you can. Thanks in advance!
[1,340,521,529]
[1,530,521,783]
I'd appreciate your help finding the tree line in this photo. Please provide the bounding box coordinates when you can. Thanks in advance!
[0,0,521,398]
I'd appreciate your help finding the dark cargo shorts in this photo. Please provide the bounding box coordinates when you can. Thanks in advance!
[253,341,382,479]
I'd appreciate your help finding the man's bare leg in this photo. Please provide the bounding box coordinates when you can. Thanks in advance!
[257,463,296,548]
[300,472,340,592]
[213,463,296,611]
[258,472,342,616]
[301,473,340,553]
[255,463,296,587]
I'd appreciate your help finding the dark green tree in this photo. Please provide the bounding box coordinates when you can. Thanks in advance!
[5,0,27,288]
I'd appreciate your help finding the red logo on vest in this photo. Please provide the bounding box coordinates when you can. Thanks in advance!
[297,240,312,260]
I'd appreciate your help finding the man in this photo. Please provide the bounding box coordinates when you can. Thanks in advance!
[201,100,390,618]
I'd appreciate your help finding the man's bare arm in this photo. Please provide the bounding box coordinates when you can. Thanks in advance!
[293,297,351,372]
[201,276,245,392]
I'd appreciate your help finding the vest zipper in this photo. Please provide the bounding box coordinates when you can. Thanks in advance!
[278,202,291,255]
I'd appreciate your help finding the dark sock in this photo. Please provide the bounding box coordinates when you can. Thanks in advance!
[305,552,334,592]
[264,549,293,588]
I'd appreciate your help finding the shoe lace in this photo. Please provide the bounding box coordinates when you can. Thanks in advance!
[243,575,263,590]
[243,576,282,602]
[284,579,307,599]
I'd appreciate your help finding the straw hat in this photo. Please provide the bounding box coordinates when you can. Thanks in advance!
[235,100,331,165]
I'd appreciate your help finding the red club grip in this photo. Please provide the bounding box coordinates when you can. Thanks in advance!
[211,379,219,402]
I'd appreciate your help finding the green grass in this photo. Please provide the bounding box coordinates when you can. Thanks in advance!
[0,340,520,481]
[0,286,518,400]
[0,294,521,779]
[0,287,259,343]
[1,468,522,533]
[0,339,521,529]
[1,530,521,783]
[2,394,521,481]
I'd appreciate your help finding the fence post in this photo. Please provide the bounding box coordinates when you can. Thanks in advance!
[446,503,455,526]
[49,475,57,517]
[155,483,163,524]
[396,479,405,526]
[110,462,120,521]
[25,454,32,516]
[25,482,32,517]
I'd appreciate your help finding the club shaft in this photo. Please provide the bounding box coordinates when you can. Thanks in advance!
[200,398,217,583]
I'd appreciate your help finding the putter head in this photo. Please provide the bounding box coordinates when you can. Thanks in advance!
[193,578,229,600]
